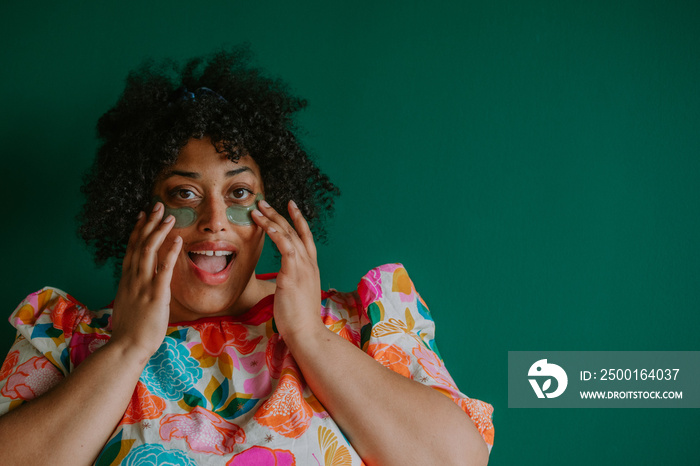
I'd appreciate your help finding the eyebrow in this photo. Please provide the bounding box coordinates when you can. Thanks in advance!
[163,167,253,179]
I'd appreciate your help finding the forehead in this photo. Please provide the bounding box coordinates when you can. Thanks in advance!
[167,137,261,178]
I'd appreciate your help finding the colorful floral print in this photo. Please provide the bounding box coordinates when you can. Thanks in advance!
[120,381,166,426]
[122,443,197,466]
[140,337,203,400]
[159,406,245,454]
[192,321,262,357]
[254,367,313,438]
[1,356,62,400]
[316,426,352,466]
[0,350,19,381]
[0,264,494,464]
[366,343,411,378]
[227,446,296,465]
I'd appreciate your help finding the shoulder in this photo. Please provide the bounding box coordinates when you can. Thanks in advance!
[356,263,424,307]
[320,263,433,346]
[9,287,112,362]
[11,287,110,330]
[322,263,429,316]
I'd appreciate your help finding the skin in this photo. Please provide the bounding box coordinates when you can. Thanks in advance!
[0,138,489,466]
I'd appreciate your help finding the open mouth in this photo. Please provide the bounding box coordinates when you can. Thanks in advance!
[188,250,235,274]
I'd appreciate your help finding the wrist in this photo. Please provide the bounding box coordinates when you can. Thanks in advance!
[280,321,332,353]
[104,337,157,368]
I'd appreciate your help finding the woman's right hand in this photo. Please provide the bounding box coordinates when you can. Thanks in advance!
[110,202,182,359]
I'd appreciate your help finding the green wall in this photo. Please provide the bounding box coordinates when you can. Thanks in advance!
[1,1,698,464]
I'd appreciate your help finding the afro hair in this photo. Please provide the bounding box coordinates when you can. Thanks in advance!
[78,45,339,277]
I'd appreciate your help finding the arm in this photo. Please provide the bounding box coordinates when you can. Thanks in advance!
[0,204,181,466]
[253,200,489,466]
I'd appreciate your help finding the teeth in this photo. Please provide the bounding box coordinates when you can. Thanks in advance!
[190,250,233,256]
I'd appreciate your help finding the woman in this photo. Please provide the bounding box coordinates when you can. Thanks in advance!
[0,48,493,465]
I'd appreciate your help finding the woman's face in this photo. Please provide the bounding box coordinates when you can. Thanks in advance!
[153,137,268,322]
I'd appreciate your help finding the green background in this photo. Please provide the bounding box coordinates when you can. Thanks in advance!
[1,1,698,464]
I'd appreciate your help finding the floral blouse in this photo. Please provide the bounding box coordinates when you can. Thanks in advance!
[0,263,494,465]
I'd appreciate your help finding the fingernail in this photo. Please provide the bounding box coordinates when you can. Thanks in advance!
[152,202,162,212]
[253,209,263,217]
[164,215,175,223]
[259,200,270,208]
[137,211,145,219]
[174,236,182,243]
[269,227,277,233]
[290,200,298,210]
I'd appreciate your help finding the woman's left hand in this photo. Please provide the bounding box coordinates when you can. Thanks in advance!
[251,200,324,340]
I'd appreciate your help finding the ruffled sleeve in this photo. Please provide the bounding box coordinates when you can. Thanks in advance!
[0,287,111,416]
[356,263,495,451]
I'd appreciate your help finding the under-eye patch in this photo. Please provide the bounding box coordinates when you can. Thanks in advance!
[152,194,264,228]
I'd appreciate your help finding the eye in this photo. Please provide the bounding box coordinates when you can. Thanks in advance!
[170,188,198,201]
[230,188,253,202]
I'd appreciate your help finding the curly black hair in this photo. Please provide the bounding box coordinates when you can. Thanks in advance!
[78,45,340,277]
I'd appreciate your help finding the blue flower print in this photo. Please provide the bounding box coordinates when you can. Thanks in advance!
[140,336,202,400]
[123,443,196,466]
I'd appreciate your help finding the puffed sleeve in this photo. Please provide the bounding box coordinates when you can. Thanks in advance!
[356,263,494,451]
[0,287,110,416]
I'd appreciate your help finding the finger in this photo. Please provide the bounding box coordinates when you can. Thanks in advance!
[140,202,167,240]
[288,200,317,261]
[252,209,298,265]
[125,203,165,273]
[154,235,182,294]
[256,200,307,252]
[122,211,147,273]
[137,214,176,276]
[251,206,304,263]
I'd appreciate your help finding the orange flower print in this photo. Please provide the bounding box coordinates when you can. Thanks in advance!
[254,368,313,438]
[367,344,411,378]
[159,406,245,455]
[194,321,263,357]
[457,397,495,447]
[0,351,19,381]
[120,381,166,425]
[391,267,417,303]
[317,426,352,466]
[49,296,83,339]
[227,445,296,465]
[1,356,62,400]
[323,313,360,346]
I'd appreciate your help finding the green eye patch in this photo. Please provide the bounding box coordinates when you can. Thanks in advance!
[152,194,264,228]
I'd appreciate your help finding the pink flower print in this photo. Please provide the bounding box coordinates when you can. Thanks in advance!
[357,269,382,306]
[1,356,62,400]
[412,345,460,397]
[377,263,403,274]
[159,406,245,455]
[244,370,272,399]
[227,446,296,465]
[240,351,266,374]
[69,332,110,367]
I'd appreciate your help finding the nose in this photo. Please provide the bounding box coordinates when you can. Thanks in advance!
[197,196,229,233]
